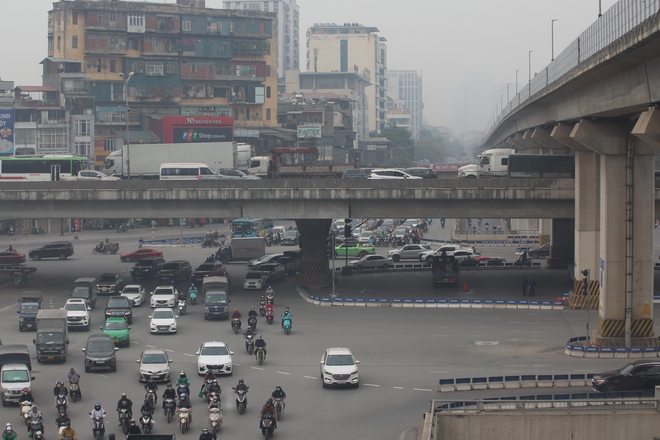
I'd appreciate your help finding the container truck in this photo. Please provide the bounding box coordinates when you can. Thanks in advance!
[34,309,69,362]
[247,148,358,178]
[457,149,574,178]
[104,142,238,179]
[215,237,266,263]
[0,344,34,406]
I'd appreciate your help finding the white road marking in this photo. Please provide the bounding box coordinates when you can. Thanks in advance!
[184,354,194,357]
[252,367,265,371]
[276,371,290,375]
[363,383,379,387]
[431,335,449,337]
[146,345,156,348]
[475,341,500,345]
[413,388,432,392]
[164,349,174,352]
[393,386,404,390]
[303,376,317,380]
[96,374,108,378]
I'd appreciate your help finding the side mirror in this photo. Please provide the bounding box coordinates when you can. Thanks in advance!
[169,359,173,363]
[355,360,360,364]
[81,348,86,352]
[136,360,140,363]
[32,339,36,344]
[31,377,36,381]
[115,347,119,352]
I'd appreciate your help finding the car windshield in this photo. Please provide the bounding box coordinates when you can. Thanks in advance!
[154,288,174,296]
[206,294,227,303]
[72,288,90,298]
[201,346,229,356]
[87,341,114,352]
[162,263,179,270]
[153,310,174,319]
[197,263,215,271]
[104,321,128,330]
[618,363,637,375]
[2,370,29,383]
[325,354,355,366]
[107,299,129,308]
[99,275,116,282]
[37,332,63,344]
[65,303,86,311]
[122,287,140,294]
[245,272,262,280]
[136,260,154,267]
[142,354,168,364]
[283,231,297,237]
[20,304,40,313]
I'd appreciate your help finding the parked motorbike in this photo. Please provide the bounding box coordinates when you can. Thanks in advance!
[260,414,275,438]
[208,407,223,434]
[31,227,46,235]
[116,224,127,233]
[514,256,532,267]
[233,387,248,415]
[232,317,241,335]
[164,398,176,423]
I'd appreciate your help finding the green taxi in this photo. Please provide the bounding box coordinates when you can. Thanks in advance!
[334,242,376,259]
[100,317,131,347]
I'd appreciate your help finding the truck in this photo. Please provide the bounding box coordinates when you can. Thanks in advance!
[103,142,238,179]
[33,309,69,363]
[457,149,575,178]
[0,344,34,406]
[236,143,255,172]
[17,296,43,332]
[247,147,359,179]
[215,237,265,263]
[431,254,460,286]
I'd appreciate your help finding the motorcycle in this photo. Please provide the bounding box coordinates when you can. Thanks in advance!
[145,389,156,406]
[32,431,44,440]
[116,224,127,233]
[31,227,45,235]
[201,380,215,400]
[176,385,189,398]
[265,305,274,325]
[266,290,275,305]
[140,410,154,434]
[247,316,257,331]
[69,380,81,402]
[258,298,266,317]
[265,236,272,247]
[178,299,186,316]
[163,398,176,423]
[189,288,197,305]
[233,387,248,415]
[245,333,255,355]
[282,316,292,335]
[206,391,220,405]
[20,401,33,425]
[255,347,266,366]
[55,394,68,415]
[260,414,275,438]
[208,407,223,434]
[177,408,190,434]
[91,415,104,440]
[232,317,242,335]
[118,408,131,435]
[28,418,43,439]
[514,255,532,267]
[273,397,284,421]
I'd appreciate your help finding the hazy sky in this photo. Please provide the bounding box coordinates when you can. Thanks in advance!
[3,0,618,132]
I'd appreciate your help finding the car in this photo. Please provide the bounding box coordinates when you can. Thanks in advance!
[150,285,177,308]
[120,248,164,263]
[71,277,98,308]
[193,261,225,284]
[196,341,234,376]
[404,167,438,179]
[357,230,374,243]
[28,241,74,260]
[137,348,173,383]
[0,250,26,265]
[449,249,479,263]
[149,308,178,334]
[100,317,131,347]
[334,242,376,259]
[402,219,420,229]
[120,284,146,307]
[348,254,393,270]
[96,273,125,295]
[420,245,468,264]
[243,271,265,290]
[73,170,120,181]
[592,360,660,392]
[341,168,374,179]
[63,298,91,331]
[320,347,360,388]
[203,291,230,320]
[130,256,165,280]
[82,334,118,372]
[387,244,431,262]
[254,263,286,282]
[275,255,300,276]
[476,256,507,266]
[247,253,284,269]
[270,226,287,237]
[217,168,261,180]
[104,296,133,324]
[158,260,192,283]
[280,230,300,246]
[528,243,551,259]
[367,169,422,179]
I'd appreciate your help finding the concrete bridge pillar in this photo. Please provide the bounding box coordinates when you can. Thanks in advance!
[571,119,655,343]
[574,150,600,294]
[295,219,333,288]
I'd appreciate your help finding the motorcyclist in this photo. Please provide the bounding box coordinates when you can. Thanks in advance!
[200,372,216,393]
[20,387,34,403]
[199,427,216,440]
[116,393,133,421]
[271,385,286,413]
[176,371,190,390]
[254,334,267,359]
[89,402,106,420]
[3,424,16,440]
[127,420,141,436]
[67,368,81,398]
[209,379,221,396]
[144,379,159,404]
[177,393,193,424]
[162,384,177,411]
[140,398,154,415]
[54,381,69,398]
[188,284,198,301]
[29,405,44,424]
[281,307,292,329]
[259,398,277,429]
[231,308,242,320]
[97,240,104,252]
[55,411,70,432]
[207,396,221,411]
[234,379,248,393]
[248,306,258,320]
[59,421,77,440]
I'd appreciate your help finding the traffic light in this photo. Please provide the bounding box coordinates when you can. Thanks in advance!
[344,219,352,238]
[581,269,590,296]
[326,234,334,259]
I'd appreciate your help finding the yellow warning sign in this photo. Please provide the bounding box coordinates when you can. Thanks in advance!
[641,302,651,317]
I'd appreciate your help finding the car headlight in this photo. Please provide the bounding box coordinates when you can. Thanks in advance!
[594,379,605,385]
[204,306,209,312]
[19,317,24,322]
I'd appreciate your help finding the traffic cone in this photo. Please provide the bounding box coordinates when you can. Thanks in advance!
[463,281,469,291]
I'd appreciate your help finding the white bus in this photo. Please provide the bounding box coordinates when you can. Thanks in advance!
[0,155,89,181]
[159,163,217,180]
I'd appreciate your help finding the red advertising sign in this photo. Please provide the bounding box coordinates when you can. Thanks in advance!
[160,116,234,143]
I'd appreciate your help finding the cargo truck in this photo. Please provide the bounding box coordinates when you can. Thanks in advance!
[33,309,69,362]
[103,142,238,179]
[248,147,358,179]
[431,254,460,286]
[215,237,266,263]
[0,344,34,406]
[17,296,43,332]
[458,149,575,178]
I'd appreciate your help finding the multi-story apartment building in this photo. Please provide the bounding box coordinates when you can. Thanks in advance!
[223,0,299,80]
[386,70,423,139]
[47,0,278,163]
[306,23,387,135]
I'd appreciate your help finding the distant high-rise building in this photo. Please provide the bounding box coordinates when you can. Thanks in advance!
[306,23,387,134]
[224,0,299,79]
[386,70,423,139]
[454,72,494,137]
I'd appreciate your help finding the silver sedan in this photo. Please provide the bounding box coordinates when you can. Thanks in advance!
[347,254,393,270]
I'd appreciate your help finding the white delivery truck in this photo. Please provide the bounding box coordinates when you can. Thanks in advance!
[104,142,238,179]
[457,149,514,178]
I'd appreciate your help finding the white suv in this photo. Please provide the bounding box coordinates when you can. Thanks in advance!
[150,285,177,308]
[420,245,467,264]
[63,298,91,331]
[367,169,422,180]
[320,347,360,388]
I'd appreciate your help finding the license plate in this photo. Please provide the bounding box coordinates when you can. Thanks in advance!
[113,339,119,343]
[47,356,54,360]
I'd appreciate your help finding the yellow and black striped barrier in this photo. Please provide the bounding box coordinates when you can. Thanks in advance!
[538,234,550,245]
[568,293,599,310]
[598,317,655,338]
[296,261,332,289]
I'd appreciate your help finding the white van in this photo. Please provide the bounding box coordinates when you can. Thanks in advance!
[159,163,217,180]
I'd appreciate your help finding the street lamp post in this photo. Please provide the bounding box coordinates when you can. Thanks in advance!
[122,72,134,179]
[598,0,602,17]
[551,19,558,61]
[515,70,519,93]
[528,50,533,83]
[507,83,511,102]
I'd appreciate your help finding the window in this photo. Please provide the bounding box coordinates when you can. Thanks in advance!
[127,38,138,50]
[266,86,271,99]
[75,141,91,157]
[72,36,78,49]
[38,128,69,151]
[72,12,78,25]
[109,60,116,72]
[266,108,271,121]
[132,61,144,73]
[166,62,177,74]
[15,128,36,145]
[128,14,144,27]
[207,22,218,33]
[182,20,191,32]
[74,119,91,136]
[213,87,227,98]
[266,65,271,77]
[98,11,116,27]
[236,65,255,77]
[104,139,115,151]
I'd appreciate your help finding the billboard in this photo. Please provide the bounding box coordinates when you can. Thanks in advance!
[297,125,322,138]
[173,127,233,143]
[0,110,14,156]
[160,116,234,143]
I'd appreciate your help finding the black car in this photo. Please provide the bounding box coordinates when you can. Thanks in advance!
[82,334,118,372]
[193,261,225,284]
[592,360,660,392]
[404,167,438,179]
[130,257,165,281]
[96,273,125,295]
[528,243,551,259]
[158,260,192,283]
[280,230,300,246]
[255,263,286,282]
[28,241,74,260]
[341,168,373,179]
[104,296,133,324]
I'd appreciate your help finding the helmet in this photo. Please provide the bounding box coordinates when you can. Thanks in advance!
[121,393,127,398]
[238,379,244,385]
[202,428,209,433]
[64,421,70,427]
[180,371,186,377]
[144,399,150,405]
[267,398,273,404]
[31,405,38,411]
[70,368,75,373]
[285,307,289,311]
[95,402,101,409]
[56,381,63,386]
[5,424,12,432]
[130,419,136,425]
[23,388,29,392]
[109,434,116,440]
[167,383,173,388]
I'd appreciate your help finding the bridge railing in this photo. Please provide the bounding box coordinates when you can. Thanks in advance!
[488,0,660,137]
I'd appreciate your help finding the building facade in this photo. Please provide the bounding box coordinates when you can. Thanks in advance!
[47,0,278,164]
[223,0,299,80]
[306,23,387,135]
[386,69,422,139]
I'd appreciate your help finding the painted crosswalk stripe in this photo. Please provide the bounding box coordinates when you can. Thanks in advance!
[413,388,432,392]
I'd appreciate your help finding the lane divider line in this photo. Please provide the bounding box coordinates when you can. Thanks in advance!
[276,371,290,375]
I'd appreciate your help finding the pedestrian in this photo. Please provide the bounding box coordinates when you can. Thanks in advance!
[521,273,528,296]
[528,275,536,297]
